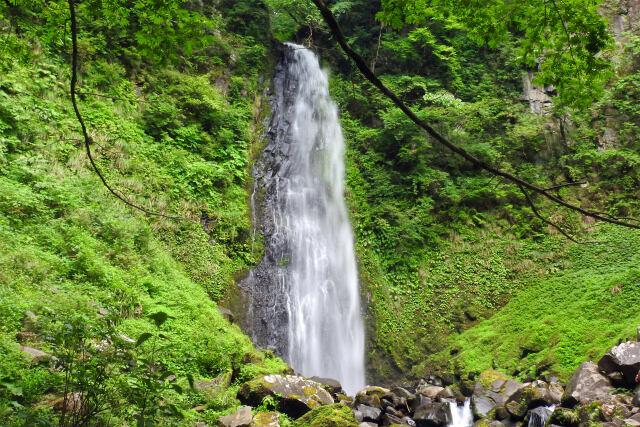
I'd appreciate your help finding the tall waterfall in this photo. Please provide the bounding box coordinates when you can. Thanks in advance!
[239,43,366,395]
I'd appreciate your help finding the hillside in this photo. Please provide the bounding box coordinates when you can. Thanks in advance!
[1,0,640,425]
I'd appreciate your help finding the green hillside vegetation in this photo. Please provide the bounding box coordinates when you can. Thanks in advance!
[1,0,640,424]
[0,2,289,424]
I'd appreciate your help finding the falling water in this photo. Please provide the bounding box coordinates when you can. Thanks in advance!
[527,405,556,427]
[448,400,473,427]
[240,43,366,395]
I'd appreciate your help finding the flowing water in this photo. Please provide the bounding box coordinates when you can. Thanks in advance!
[527,405,556,427]
[240,43,366,395]
[448,400,473,427]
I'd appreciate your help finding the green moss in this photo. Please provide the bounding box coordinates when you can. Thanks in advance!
[478,370,508,389]
[293,403,358,427]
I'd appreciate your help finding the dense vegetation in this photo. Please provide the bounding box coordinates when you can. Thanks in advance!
[1,0,640,424]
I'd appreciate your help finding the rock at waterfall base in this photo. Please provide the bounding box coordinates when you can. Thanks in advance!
[413,401,451,427]
[472,370,524,419]
[293,403,358,426]
[598,342,640,388]
[562,362,613,407]
[237,375,333,418]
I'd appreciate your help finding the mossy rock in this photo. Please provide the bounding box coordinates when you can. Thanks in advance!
[251,411,280,426]
[293,403,358,427]
[478,370,509,389]
[237,375,333,419]
[548,407,579,427]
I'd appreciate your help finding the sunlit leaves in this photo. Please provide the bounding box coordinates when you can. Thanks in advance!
[377,0,614,109]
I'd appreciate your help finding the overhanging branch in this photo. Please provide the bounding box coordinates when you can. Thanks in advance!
[68,0,194,221]
[310,0,640,233]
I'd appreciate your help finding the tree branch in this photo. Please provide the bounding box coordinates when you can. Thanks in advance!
[310,0,640,232]
[68,0,194,221]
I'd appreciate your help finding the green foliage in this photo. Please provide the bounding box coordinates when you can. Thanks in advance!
[377,0,612,108]
[0,4,288,423]
[429,225,640,380]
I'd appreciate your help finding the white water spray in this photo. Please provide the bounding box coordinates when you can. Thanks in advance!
[448,400,473,427]
[270,43,365,395]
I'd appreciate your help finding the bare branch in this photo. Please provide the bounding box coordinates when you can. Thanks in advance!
[517,184,630,249]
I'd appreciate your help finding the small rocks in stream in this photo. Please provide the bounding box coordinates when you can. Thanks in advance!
[413,401,451,427]
[355,386,392,408]
[598,341,640,388]
[356,404,382,422]
[472,370,524,419]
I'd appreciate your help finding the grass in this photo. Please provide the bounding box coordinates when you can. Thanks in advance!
[424,224,640,380]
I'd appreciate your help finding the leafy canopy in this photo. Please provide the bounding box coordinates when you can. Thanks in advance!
[377,0,613,108]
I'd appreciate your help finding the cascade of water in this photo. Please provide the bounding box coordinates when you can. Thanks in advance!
[280,43,365,395]
[448,400,473,427]
[527,405,556,427]
[240,43,366,396]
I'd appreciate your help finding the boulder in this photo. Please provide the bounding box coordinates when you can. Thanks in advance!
[356,404,381,422]
[309,377,343,396]
[381,413,405,426]
[633,387,640,407]
[293,403,358,427]
[507,380,562,412]
[437,387,456,399]
[355,385,392,408]
[410,394,433,412]
[359,423,377,427]
[413,402,451,427]
[562,362,613,407]
[418,385,445,398]
[598,342,640,389]
[472,370,524,419]
[219,406,253,427]
[20,346,58,365]
[392,386,416,400]
[237,375,333,418]
[251,412,280,427]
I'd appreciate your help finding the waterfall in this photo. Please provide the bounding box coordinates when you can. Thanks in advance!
[527,405,556,427]
[448,400,473,427]
[240,43,366,395]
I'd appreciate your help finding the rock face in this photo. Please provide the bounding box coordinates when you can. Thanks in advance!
[472,370,524,419]
[562,362,614,407]
[219,406,253,427]
[237,45,298,357]
[598,342,640,388]
[237,375,333,419]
